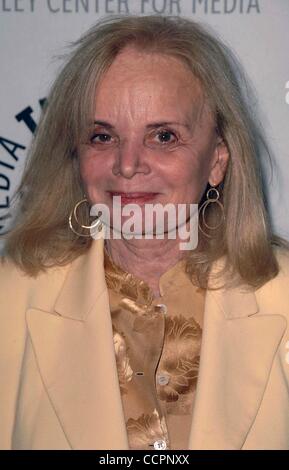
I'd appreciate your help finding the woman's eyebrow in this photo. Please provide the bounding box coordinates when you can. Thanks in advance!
[146,121,192,130]
[93,120,192,130]
[93,120,114,129]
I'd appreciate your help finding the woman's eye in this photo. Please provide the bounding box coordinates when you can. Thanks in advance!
[155,129,177,144]
[90,133,113,144]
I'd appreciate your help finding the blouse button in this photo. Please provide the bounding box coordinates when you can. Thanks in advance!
[157,373,170,386]
[155,303,167,315]
[153,439,167,450]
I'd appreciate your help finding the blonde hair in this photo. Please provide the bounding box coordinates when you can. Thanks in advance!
[2,14,288,288]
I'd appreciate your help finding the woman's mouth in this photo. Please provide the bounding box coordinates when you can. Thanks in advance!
[108,191,160,205]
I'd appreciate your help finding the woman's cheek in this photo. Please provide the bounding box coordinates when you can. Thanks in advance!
[80,151,110,183]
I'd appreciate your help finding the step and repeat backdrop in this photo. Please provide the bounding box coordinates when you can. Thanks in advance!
[1,0,289,250]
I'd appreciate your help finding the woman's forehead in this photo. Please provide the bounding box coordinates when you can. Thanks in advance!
[98,45,200,87]
[92,47,210,126]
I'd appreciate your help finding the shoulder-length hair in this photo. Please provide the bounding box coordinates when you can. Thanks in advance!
[2,14,288,288]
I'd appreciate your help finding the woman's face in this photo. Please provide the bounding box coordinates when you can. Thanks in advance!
[79,46,229,225]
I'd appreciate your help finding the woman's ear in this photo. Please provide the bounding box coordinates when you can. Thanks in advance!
[208,139,230,186]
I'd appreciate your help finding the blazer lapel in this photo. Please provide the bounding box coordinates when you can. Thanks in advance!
[188,275,287,449]
[26,235,129,450]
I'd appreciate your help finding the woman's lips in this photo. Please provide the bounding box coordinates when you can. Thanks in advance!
[108,191,160,204]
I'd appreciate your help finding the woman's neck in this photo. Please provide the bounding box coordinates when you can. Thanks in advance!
[105,238,187,298]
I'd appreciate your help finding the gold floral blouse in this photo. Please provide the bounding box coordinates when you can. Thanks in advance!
[104,249,206,450]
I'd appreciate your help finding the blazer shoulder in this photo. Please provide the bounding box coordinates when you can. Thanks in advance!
[0,255,70,285]
[0,255,70,315]
[0,256,42,308]
[0,256,34,285]
[254,246,289,321]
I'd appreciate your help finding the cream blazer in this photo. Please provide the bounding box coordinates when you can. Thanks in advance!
[1,238,289,450]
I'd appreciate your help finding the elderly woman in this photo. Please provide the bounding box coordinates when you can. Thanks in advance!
[1,14,289,451]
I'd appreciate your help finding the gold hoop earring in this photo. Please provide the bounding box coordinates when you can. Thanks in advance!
[69,197,102,238]
[198,186,225,239]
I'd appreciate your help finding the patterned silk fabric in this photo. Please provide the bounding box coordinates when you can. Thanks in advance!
[104,248,206,450]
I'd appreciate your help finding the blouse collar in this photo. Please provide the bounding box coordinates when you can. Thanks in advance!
[104,246,194,305]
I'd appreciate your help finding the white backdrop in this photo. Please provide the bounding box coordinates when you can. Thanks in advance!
[1,0,289,250]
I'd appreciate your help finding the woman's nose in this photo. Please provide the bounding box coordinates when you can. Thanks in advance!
[112,141,150,178]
